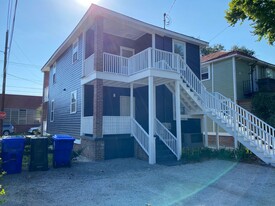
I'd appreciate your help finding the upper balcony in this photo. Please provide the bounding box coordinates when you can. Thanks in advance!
[82,47,187,84]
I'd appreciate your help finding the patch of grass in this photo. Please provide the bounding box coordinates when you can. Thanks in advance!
[182,145,260,164]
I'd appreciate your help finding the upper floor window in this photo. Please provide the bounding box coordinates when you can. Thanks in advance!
[173,40,186,61]
[70,91,77,114]
[52,63,56,84]
[201,66,210,80]
[72,39,78,63]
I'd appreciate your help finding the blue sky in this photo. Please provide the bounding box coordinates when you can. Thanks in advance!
[0,0,274,96]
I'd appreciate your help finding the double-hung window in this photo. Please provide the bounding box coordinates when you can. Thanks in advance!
[70,91,77,114]
[72,39,78,63]
[50,100,54,122]
[201,66,210,80]
[52,63,56,84]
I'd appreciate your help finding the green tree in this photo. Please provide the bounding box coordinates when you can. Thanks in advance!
[230,45,255,56]
[201,44,225,56]
[225,0,275,45]
[252,93,275,127]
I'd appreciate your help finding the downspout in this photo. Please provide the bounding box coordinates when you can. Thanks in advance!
[232,57,237,103]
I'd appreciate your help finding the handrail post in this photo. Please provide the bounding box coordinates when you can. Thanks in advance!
[148,48,152,68]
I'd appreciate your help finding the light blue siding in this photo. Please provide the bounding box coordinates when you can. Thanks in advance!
[47,35,83,137]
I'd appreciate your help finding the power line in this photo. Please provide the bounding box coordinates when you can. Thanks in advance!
[209,25,230,43]
[6,73,42,85]
[7,86,42,90]
[0,60,41,68]
[8,0,18,60]
[167,0,177,15]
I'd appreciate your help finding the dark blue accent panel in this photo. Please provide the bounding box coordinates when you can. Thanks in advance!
[182,119,201,133]
[134,86,148,132]
[103,87,130,116]
[155,34,163,50]
[186,43,200,79]
[104,134,134,160]
[156,85,173,122]
[135,33,152,53]
[84,85,93,116]
[103,33,135,55]
[164,36,172,52]
[155,35,172,52]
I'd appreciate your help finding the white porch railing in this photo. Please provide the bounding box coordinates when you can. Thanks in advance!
[83,54,95,77]
[155,118,178,157]
[103,48,182,76]
[103,53,129,75]
[131,118,149,155]
[103,116,131,134]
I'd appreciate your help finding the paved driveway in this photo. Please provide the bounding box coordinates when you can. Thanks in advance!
[1,158,275,206]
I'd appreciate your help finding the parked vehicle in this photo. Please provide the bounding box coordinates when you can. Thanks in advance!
[28,126,41,135]
[2,123,15,136]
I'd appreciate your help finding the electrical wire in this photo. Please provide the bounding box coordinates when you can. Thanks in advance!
[7,86,42,90]
[6,73,42,85]
[8,0,18,61]
[209,25,230,43]
[167,0,177,14]
[0,60,41,68]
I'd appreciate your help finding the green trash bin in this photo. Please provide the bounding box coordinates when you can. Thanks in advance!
[29,137,48,171]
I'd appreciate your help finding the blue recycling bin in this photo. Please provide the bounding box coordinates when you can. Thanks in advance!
[1,136,25,174]
[52,134,75,168]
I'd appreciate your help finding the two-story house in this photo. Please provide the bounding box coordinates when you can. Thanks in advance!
[42,5,275,165]
[201,51,275,148]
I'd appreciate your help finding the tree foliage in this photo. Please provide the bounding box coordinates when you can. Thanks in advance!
[201,44,225,56]
[225,0,275,45]
[230,45,255,56]
[252,92,275,127]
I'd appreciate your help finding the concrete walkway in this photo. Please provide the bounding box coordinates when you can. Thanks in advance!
[1,158,275,206]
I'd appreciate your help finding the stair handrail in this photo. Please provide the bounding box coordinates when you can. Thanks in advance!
[131,118,149,155]
[155,118,178,157]
[176,54,275,157]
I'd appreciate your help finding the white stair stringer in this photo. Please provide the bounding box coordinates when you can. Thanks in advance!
[165,82,202,114]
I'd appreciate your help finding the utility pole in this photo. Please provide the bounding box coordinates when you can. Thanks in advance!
[0,30,9,135]
[163,13,166,29]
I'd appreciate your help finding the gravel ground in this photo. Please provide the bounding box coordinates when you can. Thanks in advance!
[1,158,275,206]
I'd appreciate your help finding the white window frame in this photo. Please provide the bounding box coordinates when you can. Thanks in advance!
[52,63,56,84]
[172,40,186,62]
[70,91,77,114]
[201,65,210,81]
[72,39,79,63]
[50,100,54,122]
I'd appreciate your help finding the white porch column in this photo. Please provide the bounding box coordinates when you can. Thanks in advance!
[152,33,155,68]
[215,123,220,149]
[130,83,134,135]
[175,80,182,160]
[148,76,156,164]
[203,115,208,147]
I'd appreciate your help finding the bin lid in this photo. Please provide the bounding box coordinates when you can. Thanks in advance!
[53,134,75,140]
[1,136,25,142]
